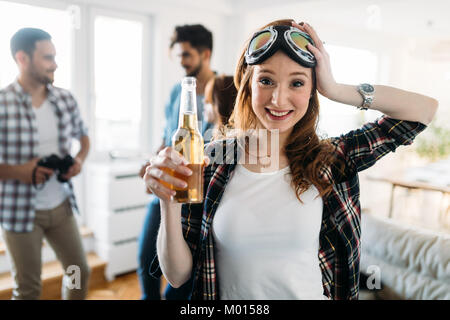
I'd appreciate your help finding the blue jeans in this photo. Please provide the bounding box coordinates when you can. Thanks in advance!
[137,196,193,300]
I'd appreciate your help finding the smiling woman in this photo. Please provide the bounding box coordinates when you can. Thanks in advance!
[146,18,437,301]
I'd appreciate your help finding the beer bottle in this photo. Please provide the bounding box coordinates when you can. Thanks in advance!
[169,77,204,203]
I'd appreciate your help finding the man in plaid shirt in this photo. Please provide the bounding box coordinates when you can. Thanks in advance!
[0,28,90,299]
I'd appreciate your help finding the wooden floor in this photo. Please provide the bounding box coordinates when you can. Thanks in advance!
[87,271,167,300]
[87,272,140,300]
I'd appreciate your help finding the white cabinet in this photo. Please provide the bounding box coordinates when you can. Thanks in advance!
[85,160,149,281]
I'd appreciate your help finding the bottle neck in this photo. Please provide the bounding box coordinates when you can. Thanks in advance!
[178,84,199,130]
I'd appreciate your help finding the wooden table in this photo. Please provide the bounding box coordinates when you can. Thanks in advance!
[366,175,450,221]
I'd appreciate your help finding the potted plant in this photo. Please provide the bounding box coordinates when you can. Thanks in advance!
[415,122,450,161]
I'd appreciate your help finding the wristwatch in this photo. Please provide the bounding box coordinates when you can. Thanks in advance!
[357,83,375,110]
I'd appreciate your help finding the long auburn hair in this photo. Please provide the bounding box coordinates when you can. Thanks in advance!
[222,19,340,200]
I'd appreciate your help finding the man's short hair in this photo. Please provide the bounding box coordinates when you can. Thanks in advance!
[170,24,213,53]
[10,28,52,60]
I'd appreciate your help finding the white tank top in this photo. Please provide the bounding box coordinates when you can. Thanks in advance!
[212,164,327,300]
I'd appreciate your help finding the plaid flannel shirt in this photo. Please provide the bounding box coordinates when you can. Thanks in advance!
[151,116,426,300]
[0,80,88,232]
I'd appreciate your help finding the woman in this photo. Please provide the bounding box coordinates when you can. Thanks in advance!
[203,75,237,130]
[144,19,437,300]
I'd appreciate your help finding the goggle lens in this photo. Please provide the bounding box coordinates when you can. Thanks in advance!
[290,32,310,51]
[249,31,272,52]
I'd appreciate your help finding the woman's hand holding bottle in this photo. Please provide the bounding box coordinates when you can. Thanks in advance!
[144,146,209,203]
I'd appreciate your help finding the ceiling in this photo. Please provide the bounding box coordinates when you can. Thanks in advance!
[225,0,450,38]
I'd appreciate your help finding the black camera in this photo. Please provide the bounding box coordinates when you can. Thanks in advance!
[37,154,75,183]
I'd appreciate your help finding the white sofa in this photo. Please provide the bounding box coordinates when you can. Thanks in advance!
[359,212,450,300]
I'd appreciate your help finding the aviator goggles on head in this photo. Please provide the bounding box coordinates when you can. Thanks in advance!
[245,25,316,68]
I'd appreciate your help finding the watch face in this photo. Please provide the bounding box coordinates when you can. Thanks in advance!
[361,83,374,93]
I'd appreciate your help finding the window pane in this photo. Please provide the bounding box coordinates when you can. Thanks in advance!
[0,1,72,89]
[94,15,143,152]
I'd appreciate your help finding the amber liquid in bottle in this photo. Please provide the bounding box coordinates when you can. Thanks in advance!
[166,77,204,203]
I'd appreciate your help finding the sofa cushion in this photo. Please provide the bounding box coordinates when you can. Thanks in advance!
[360,212,450,300]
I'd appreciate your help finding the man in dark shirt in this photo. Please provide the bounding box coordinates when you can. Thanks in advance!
[137,24,215,300]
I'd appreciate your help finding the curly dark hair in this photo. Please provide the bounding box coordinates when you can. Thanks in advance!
[170,24,213,53]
